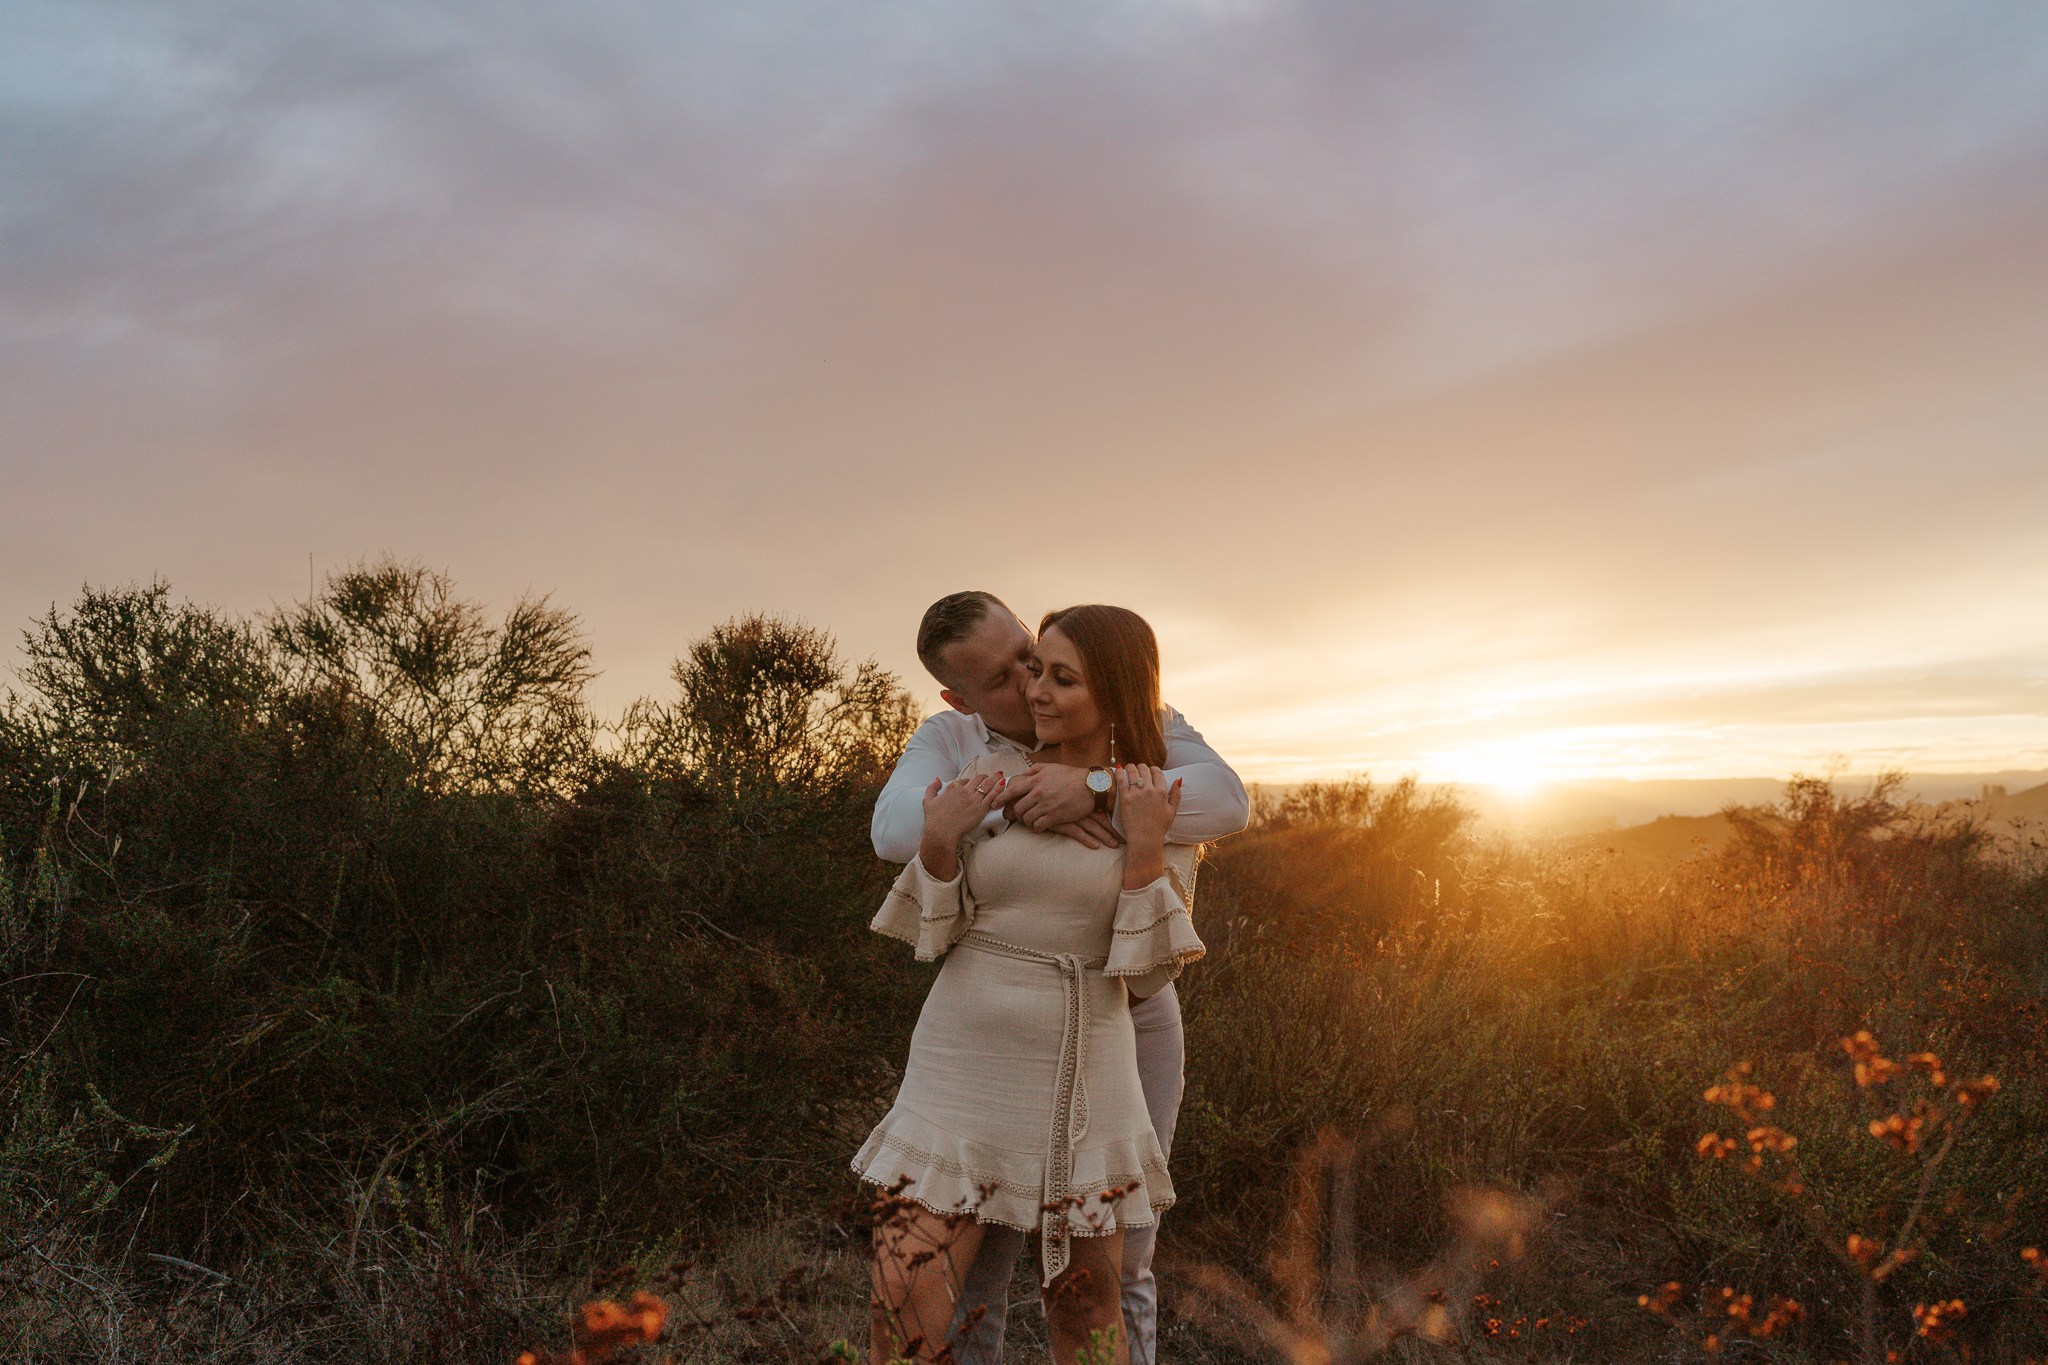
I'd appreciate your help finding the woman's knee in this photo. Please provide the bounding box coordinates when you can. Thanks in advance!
[1043,1241,1122,1329]
[873,1208,980,1297]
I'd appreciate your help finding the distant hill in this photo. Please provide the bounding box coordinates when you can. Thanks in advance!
[1566,812,1735,871]
[1460,770,2048,832]
[1242,772,2048,873]
[1921,780,2048,857]
[1465,779,1781,830]
[1548,780,2048,875]
[1970,779,2048,821]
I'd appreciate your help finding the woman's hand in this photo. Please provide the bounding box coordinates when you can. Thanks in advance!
[1115,765,1179,890]
[1116,765,1180,842]
[918,772,1007,881]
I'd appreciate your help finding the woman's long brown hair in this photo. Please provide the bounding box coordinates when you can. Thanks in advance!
[1036,605,1166,769]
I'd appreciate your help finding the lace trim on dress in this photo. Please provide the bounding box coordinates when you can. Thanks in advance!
[869,854,974,960]
[1101,875,1205,981]
[851,1108,1173,1240]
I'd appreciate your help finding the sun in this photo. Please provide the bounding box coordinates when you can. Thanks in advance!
[1449,749,1549,798]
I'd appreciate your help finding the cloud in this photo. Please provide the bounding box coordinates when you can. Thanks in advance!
[11,0,2047,365]
[4,0,2048,777]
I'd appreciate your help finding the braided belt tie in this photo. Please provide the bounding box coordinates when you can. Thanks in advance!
[957,932,1107,1285]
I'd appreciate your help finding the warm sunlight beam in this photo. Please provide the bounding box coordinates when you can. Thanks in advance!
[1431,744,1550,797]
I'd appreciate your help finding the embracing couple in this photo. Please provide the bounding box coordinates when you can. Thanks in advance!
[854,591,1249,1365]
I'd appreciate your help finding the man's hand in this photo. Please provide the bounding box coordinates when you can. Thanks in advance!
[1003,763,1117,837]
[1044,813,1124,850]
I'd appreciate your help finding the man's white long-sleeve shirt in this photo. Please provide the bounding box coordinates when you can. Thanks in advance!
[869,705,1250,864]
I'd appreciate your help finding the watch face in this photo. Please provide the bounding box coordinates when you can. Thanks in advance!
[1086,768,1112,794]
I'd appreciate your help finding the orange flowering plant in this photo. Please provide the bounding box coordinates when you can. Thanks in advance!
[1671,1032,2022,1364]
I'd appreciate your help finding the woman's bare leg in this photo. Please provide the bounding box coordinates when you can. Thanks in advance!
[870,1204,987,1365]
[1043,1230,1127,1365]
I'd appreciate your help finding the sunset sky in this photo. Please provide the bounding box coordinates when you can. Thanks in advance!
[5,1,2047,785]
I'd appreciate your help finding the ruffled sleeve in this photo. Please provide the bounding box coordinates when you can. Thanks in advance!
[1104,844,1205,999]
[870,852,977,960]
[871,755,1017,957]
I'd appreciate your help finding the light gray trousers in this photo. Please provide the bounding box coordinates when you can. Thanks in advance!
[946,983,1185,1365]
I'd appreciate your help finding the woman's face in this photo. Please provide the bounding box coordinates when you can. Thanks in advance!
[1027,625,1104,749]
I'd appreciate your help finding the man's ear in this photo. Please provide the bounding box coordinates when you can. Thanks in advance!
[938,688,975,715]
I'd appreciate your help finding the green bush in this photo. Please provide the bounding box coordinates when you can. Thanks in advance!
[0,573,918,1272]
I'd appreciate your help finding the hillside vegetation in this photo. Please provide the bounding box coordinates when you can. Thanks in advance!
[4,565,2045,1364]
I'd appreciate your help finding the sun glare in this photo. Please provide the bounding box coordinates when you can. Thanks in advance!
[1447,749,1549,798]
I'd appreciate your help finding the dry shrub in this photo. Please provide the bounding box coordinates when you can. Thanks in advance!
[8,579,2048,1364]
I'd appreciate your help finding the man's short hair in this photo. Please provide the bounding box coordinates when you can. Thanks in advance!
[916,590,1015,686]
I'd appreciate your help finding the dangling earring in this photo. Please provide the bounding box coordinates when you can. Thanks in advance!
[1110,720,1117,768]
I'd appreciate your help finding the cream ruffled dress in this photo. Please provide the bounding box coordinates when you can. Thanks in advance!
[851,758,1205,1284]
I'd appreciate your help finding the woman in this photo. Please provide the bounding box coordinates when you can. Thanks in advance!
[852,605,1204,1365]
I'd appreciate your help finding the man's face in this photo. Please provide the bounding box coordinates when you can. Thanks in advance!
[937,610,1037,745]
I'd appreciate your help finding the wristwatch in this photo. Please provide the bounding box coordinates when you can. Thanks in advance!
[1086,767,1113,814]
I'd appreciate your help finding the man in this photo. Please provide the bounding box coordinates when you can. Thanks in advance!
[871,590,1249,1365]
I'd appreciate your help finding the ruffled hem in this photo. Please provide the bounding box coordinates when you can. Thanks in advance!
[851,1107,1173,1237]
[870,855,972,960]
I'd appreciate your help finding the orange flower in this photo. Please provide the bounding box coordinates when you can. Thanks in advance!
[1696,1133,1739,1160]
[1954,1075,2001,1110]
[1703,1071,1776,1120]
[518,1291,671,1365]
[1868,1114,1924,1152]
[1636,1280,1685,1316]
[1913,1299,1966,1341]
[1752,1298,1803,1338]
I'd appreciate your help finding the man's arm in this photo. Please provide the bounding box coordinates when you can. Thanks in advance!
[1007,706,1249,846]
[872,713,977,863]
[1160,706,1249,844]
